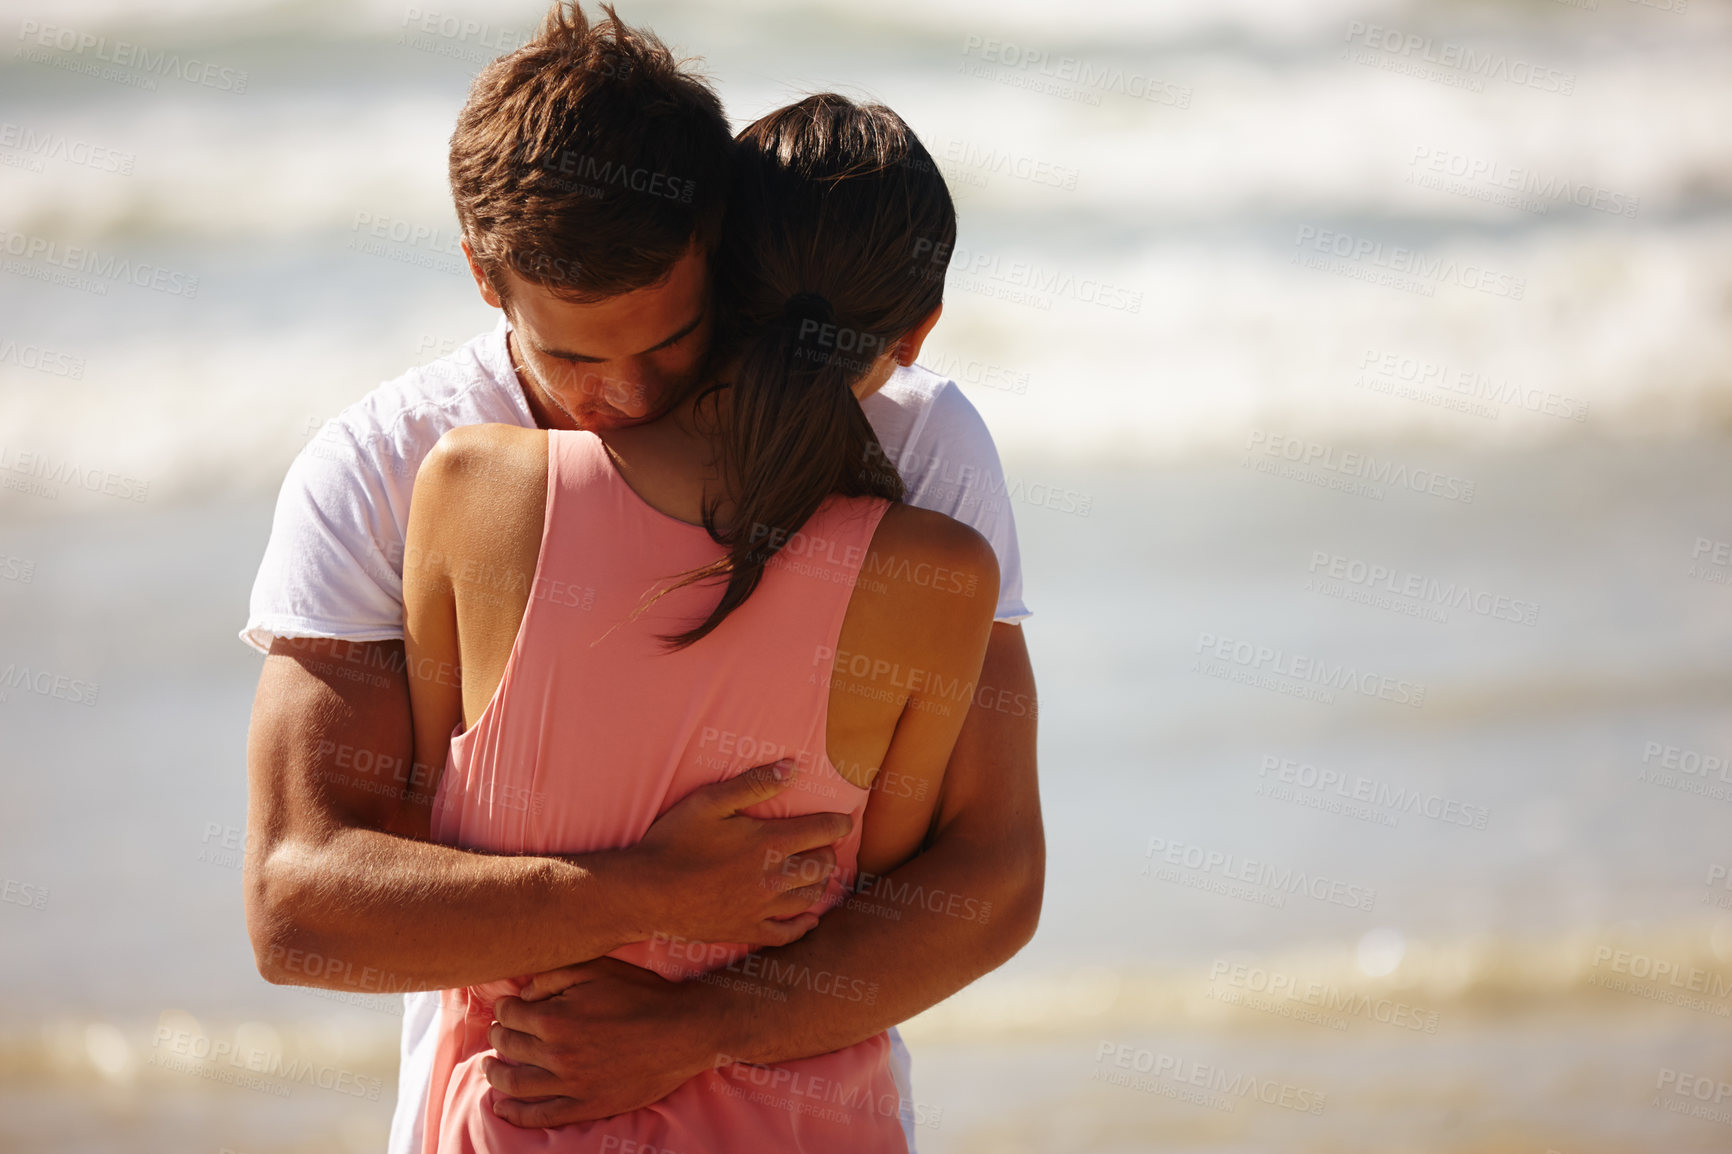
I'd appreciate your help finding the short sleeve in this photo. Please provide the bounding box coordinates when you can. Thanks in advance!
[240,424,411,653]
[895,382,1030,624]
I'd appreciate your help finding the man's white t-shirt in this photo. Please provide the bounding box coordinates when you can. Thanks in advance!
[241,316,1030,1154]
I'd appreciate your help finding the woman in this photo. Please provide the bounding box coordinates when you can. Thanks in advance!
[401,94,996,1152]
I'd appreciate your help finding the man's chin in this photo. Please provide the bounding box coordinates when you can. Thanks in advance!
[576,411,657,433]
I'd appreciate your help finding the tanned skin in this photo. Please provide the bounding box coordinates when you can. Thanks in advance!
[243,250,1044,1125]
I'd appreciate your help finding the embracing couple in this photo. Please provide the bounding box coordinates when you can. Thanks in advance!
[241,4,1042,1151]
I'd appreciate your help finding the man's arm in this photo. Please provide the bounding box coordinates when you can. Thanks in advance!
[715,622,1043,1053]
[243,638,845,991]
[483,622,1043,1123]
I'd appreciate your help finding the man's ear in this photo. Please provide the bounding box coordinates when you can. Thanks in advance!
[894,304,944,366]
[461,239,505,310]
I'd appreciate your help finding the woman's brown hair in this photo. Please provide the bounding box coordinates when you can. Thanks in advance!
[663,93,957,647]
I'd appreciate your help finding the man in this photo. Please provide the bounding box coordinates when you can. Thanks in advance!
[240,4,1043,1151]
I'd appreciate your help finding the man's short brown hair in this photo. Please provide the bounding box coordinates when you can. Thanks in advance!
[449,1,733,302]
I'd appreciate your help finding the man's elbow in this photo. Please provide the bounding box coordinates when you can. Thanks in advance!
[243,847,326,985]
[989,835,1044,960]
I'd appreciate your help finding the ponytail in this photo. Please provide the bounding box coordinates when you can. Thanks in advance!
[657,94,954,648]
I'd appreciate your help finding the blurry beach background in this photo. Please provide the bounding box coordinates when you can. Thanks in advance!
[4,0,1732,1150]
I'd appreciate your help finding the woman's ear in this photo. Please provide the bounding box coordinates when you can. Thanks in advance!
[895,304,944,366]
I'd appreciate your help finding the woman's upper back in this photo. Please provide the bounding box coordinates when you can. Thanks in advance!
[405,420,997,882]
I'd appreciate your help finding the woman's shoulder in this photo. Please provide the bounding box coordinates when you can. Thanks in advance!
[864,501,1001,611]
[418,422,547,485]
[409,424,549,560]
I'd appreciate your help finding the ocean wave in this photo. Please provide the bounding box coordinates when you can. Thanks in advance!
[6,924,1723,1083]
[899,923,1732,1042]
[2,0,1729,492]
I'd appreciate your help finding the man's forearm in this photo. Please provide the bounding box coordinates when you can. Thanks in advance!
[248,641,842,995]
[699,622,1044,1066]
[247,641,653,993]
[250,828,648,992]
[702,819,1041,1066]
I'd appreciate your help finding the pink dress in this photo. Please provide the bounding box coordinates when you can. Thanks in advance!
[421,429,906,1153]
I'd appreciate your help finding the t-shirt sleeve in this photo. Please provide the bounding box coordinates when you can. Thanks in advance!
[240,424,410,654]
[898,382,1031,624]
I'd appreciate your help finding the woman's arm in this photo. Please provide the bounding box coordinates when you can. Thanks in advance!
[398,421,547,833]
[849,506,1001,878]
[396,438,467,837]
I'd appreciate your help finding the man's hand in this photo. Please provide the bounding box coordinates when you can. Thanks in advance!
[628,759,853,947]
[482,958,717,1126]
[481,623,1043,1127]
[246,641,852,990]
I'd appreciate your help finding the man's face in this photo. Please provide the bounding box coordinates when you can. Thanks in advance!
[470,242,712,433]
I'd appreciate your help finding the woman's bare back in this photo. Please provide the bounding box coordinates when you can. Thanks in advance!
[402,421,997,879]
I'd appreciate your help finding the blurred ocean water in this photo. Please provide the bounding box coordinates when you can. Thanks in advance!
[1,0,1730,500]
[3,0,1732,1151]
